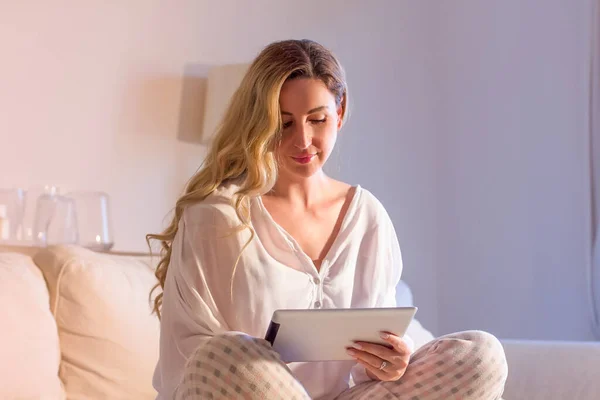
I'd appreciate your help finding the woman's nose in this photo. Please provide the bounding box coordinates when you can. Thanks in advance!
[293,124,312,149]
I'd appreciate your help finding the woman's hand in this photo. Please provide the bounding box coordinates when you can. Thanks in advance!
[346,332,411,382]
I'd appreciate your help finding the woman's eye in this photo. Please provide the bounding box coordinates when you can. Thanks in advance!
[310,118,327,124]
[282,121,293,129]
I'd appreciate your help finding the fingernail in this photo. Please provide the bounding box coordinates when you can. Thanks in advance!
[380,332,390,340]
[346,349,356,356]
[352,343,363,350]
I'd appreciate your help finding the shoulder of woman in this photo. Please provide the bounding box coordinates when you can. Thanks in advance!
[181,183,245,230]
[357,187,391,217]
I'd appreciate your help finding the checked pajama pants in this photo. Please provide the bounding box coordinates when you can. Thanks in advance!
[175,330,507,400]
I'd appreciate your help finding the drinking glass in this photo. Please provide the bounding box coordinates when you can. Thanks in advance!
[0,188,25,242]
[67,191,114,251]
[22,185,60,243]
[32,193,79,246]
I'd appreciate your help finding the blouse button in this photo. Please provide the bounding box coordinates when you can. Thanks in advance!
[314,301,322,309]
[313,277,321,285]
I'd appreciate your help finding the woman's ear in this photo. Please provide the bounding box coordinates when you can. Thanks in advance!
[336,106,343,130]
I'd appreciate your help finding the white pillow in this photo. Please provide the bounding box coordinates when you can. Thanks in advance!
[395,280,414,307]
[0,252,65,399]
[396,280,435,350]
[34,245,160,399]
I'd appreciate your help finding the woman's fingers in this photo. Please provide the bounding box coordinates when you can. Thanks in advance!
[348,342,401,365]
[350,334,410,366]
[354,357,389,381]
[380,332,412,356]
[346,346,386,369]
[346,347,392,380]
[346,333,412,382]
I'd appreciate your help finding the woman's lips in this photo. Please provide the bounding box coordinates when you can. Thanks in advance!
[291,154,316,164]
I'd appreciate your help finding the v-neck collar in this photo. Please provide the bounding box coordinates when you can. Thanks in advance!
[255,186,362,275]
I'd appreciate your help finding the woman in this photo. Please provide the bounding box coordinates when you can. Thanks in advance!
[149,39,507,400]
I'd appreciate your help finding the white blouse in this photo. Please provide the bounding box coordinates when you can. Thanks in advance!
[153,182,407,400]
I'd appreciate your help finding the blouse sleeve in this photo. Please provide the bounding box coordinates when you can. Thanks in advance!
[379,213,414,351]
[378,210,403,308]
[154,204,247,395]
[351,207,412,384]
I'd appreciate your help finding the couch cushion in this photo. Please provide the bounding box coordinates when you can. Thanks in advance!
[0,252,65,399]
[34,245,160,399]
[502,339,600,400]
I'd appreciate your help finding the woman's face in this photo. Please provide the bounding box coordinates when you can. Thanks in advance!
[276,78,342,180]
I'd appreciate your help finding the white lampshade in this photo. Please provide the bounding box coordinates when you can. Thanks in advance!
[202,63,249,141]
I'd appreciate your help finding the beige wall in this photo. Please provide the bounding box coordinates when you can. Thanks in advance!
[0,1,440,332]
[2,0,595,341]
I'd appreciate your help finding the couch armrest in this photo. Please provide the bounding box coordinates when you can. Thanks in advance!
[500,339,600,400]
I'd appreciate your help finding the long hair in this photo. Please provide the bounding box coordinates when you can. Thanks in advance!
[147,39,348,318]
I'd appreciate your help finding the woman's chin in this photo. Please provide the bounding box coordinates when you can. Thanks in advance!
[282,162,324,180]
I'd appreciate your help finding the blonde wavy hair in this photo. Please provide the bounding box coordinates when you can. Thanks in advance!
[147,39,348,318]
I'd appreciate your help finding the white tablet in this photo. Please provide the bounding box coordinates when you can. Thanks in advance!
[264,307,417,362]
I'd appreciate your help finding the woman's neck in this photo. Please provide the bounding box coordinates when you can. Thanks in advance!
[268,171,331,208]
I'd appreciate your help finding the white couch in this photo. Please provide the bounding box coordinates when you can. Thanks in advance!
[1,244,599,399]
